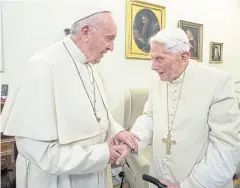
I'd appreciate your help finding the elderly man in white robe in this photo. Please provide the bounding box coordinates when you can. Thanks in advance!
[1,7,139,188]
[122,28,240,188]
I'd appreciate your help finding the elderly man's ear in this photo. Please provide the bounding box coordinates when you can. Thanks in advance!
[80,24,91,42]
[181,52,190,64]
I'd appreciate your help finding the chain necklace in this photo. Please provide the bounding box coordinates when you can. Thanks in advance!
[62,41,108,123]
[86,64,97,118]
[162,71,185,155]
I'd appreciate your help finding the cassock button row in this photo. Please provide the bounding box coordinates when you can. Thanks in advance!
[164,172,167,175]
[163,158,168,162]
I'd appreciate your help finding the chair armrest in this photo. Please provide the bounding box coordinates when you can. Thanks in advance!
[125,153,149,174]
[123,153,150,188]
[236,162,240,175]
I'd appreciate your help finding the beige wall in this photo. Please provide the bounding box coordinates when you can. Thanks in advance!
[1,0,240,124]
[97,0,240,124]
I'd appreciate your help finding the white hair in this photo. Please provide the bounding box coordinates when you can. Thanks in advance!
[149,28,190,54]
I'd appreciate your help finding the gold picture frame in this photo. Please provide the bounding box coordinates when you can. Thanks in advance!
[209,42,223,64]
[125,0,166,60]
[178,20,203,62]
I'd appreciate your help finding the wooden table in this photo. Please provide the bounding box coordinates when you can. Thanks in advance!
[1,101,17,188]
[234,178,240,187]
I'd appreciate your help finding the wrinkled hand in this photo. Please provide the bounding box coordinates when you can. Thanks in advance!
[106,137,131,165]
[114,131,140,151]
[109,146,121,165]
[160,180,180,188]
[111,144,131,165]
[106,137,120,164]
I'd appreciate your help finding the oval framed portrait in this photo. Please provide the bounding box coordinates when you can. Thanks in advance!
[125,0,166,60]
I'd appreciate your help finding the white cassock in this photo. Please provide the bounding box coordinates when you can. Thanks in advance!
[131,61,240,188]
[1,36,124,188]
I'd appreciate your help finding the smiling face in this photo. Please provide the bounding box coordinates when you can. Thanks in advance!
[150,42,189,81]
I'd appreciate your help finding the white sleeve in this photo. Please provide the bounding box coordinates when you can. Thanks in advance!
[16,136,110,175]
[108,113,125,137]
[130,87,153,153]
[92,65,125,137]
[180,75,240,188]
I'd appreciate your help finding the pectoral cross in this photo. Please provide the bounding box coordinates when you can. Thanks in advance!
[162,133,176,155]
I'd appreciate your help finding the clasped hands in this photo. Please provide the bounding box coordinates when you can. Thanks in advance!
[106,131,140,165]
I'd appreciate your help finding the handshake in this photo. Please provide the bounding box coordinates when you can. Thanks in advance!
[106,131,140,165]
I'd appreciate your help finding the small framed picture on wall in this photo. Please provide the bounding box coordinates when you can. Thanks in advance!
[209,42,223,64]
[178,20,203,62]
[1,84,8,102]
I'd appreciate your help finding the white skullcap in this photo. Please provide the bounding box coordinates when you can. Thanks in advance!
[69,1,111,25]
[150,27,189,46]
[52,0,113,29]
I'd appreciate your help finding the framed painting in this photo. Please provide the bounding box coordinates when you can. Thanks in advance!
[178,20,203,62]
[125,0,166,60]
[1,84,8,103]
[209,42,223,64]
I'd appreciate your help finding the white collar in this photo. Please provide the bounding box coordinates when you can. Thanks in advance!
[166,62,190,85]
[62,35,89,64]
